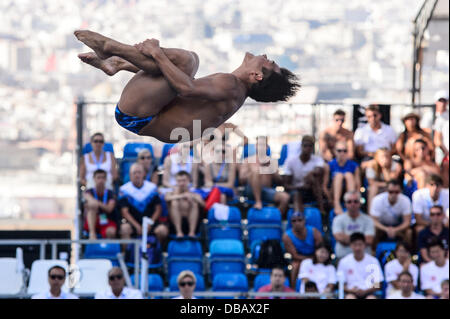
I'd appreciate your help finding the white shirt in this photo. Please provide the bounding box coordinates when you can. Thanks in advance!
[412,188,449,222]
[354,123,397,153]
[32,290,79,299]
[298,258,337,293]
[285,154,325,187]
[387,291,425,299]
[384,259,419,296]
[337,253,384,290]
[95,287,143,299]
[370,192,412,226]
[420,259,449,294]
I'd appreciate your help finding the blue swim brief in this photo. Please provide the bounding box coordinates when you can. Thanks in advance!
[115,104,154,134]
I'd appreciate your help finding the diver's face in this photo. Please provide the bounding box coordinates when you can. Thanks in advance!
[243,52,281,74]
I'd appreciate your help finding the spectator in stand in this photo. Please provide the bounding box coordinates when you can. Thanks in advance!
[332,191,375,259]
[80,132,118,190]
[95,267,143,299]
[384,242,419,297]
[256,266,296,299]
[421,90,448,136]
[354,104,397,162]
[338,232,383,299]
[324,141,361,215]
[162,142,198,189]
[284,135,328,214]
[319,109,355,161]
[441,280,449,299]
[364,148,402,209]
[431,92,449,188]
[387,271,424,299]
[369,179,412,247]
[83,169,117,239]
[418,205,449,263]
[395,112,434,163]
[283,211,323,288]
[412,174,449,234]
[203,144,236,204]
[404,139,440,190]
[165,171,205,238]
[173,270,197,299]
[32,266,78,299]
[420,238,449,298]
[239,136,290,215]
[298,243,336,295]
[118,163,169,245]
[136,149,158,184]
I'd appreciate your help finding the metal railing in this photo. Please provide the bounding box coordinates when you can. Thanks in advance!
[0,238,142,290]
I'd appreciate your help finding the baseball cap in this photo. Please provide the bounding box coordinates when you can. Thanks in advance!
[434,90,449,102]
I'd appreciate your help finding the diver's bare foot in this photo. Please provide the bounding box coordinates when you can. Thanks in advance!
[253,201,263,210]
[78,52,123,76]
[74,30,112,59]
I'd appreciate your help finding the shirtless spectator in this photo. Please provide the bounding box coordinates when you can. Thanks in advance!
[284,135,327,214]
[404,139,440,190]
[165,171,205,238]
[319,109,354,161]
[395,113,434,162]
[239,136,290,216]
[324,141,361,215]
[354,104,397,162]
[364,148,402,209]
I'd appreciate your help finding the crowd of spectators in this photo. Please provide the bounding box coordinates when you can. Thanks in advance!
[74,91,448,299]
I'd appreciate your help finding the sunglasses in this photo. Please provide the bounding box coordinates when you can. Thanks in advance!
[345,200,360,204]
[291,218,305,223]
[430,212,442,217]
[50,275,65,280]
[336,149,347,153]
[92,140,104,144]
[179,281,194,287]
[139,156,152,160]
[109,274,123,281]
[388,190,400,194]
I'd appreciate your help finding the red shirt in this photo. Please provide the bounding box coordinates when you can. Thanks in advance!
[256,284,296,299]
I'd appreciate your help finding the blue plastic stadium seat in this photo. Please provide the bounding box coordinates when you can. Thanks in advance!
[209,239,246,280]
[123,142,154,159]
[130,273,164,292]
[169,273,205,292]
[160,144,176,166]
[247,207,282,246]
[207,205,242,242]
[167,239,203,278]
[286,207,323,234]
[213,273,248,299]
[84,243,120,261]
[376,242,397,267]
[242,144,271,159]
[82,142,115,155]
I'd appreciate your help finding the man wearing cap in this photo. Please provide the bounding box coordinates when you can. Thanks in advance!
[421,90,449,136]
[284,135,328,214]
[283,211,323,288]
